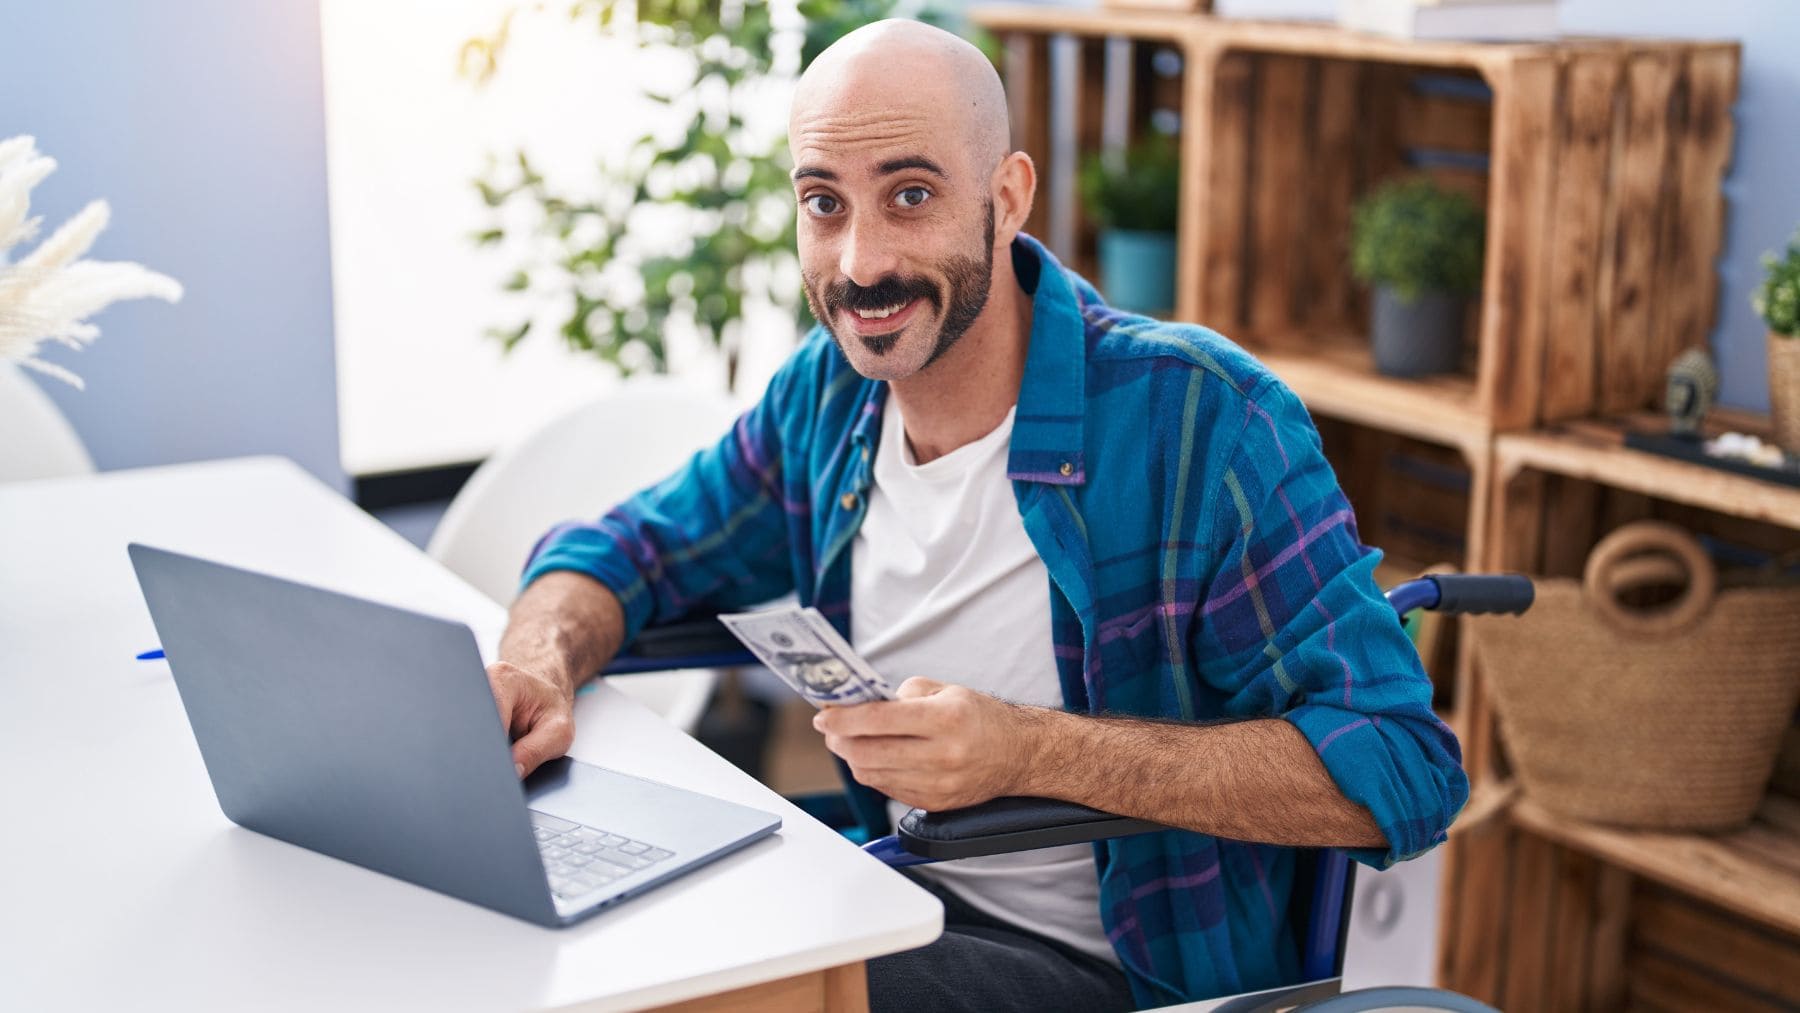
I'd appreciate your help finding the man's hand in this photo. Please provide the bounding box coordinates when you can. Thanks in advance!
[487,660,577,779]
[489,571,628,779]
[813,677,1046,812]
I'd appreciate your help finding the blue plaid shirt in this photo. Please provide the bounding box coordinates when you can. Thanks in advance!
[523,235,1468,1006]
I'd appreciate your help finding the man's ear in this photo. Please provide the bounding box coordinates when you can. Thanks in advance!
[992,151,1036,245]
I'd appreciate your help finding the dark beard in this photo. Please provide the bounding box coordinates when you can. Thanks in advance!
[805,200,996,370]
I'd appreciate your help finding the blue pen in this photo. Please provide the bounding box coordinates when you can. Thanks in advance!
[137,649,165,661]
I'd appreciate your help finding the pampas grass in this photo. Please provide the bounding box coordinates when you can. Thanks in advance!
[0,135,182,389]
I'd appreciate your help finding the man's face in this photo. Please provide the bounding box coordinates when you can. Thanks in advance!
[791,137,997,382]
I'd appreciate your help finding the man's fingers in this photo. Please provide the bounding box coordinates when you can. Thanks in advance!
[487,664,519,730]
[814,698,936,738]
[895,676,947,699]
[511,712,575,778]
[823,732,916,769]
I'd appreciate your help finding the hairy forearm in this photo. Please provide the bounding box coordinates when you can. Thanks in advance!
[1016,710,1386,849]
[497,571,628,697]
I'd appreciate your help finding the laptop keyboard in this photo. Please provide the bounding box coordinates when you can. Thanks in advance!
[529,810,676,901]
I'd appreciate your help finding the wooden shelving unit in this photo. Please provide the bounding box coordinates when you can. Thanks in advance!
[1510,795,1800,940]
[1495,411,1800,529]
[1257,337,1488,457]
[1446,410,1800,1011]
[975,5,1740,432]
[971,8,1768,1011]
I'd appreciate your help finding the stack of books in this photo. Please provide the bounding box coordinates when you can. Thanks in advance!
[1338,0,1559,40]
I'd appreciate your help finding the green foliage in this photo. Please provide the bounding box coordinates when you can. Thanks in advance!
[1077,133,1180,234]
[463,0,963,389]
[1349,178,1486,303]
[1753,228,1800,338]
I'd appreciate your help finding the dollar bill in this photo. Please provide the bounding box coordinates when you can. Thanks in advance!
[718,605,897,707]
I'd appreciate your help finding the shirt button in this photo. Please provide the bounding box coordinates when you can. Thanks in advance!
[861,447,870,463]
[1059,462,1074,477]
[840,493,858,510]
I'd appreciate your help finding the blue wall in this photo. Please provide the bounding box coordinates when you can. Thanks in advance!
[1559,0,1800,412]
[0,0,347,492]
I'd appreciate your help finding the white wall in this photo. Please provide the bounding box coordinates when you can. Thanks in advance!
[320,0,797,476]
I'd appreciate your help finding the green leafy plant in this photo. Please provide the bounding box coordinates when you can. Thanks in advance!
[1753,228,1800,338]
[1349,178,1486,303]
[1078,133,1181,233]
[462,0,962,390]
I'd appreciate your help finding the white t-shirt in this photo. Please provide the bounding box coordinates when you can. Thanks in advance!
[850,394,1117,967]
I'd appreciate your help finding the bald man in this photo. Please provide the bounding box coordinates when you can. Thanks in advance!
[490,19,1467,1012]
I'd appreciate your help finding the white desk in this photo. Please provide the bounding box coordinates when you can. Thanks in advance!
[0,457,941,1012]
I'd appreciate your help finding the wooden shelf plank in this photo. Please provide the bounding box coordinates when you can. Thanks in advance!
[1510,796,1800,939]
[1494,418,1800,528]
[970,5,1542,71]
[972,5,1199,43]
[1252,340,1489,459]
[970,6,1733,66]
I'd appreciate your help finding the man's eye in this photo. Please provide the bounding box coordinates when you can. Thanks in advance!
[803,194,840,216]
[895,186,931,209]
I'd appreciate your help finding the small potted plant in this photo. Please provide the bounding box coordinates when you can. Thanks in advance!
[1079,133,1180,315]
[1752,227,1800,455]
[1350,178,1485,377]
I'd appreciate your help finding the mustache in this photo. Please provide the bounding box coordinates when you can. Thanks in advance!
[821,274,942,318]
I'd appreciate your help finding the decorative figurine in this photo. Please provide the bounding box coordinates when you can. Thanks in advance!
[1665,347,1719,439]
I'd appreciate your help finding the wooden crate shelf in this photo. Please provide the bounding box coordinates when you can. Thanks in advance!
[1625,883,1800,1012]
[973,6,1741,432]
[1510,796,1800,940]
[1495,411,1800,529]
[1444,406,1800,1011]
[1254,332,1488,458]
[1448,812,1800,1012]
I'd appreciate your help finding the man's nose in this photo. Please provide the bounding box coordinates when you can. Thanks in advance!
[837,212,900,288]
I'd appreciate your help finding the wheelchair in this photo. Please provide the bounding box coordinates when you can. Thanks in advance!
[604,573,1534,1012]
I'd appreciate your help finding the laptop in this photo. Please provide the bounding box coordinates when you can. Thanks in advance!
[127,543,781,928]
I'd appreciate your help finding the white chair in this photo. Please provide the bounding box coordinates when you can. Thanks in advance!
[428,378,744,733]
[0,362,96,482]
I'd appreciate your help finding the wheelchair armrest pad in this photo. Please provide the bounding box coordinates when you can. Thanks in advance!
[620,615,744,659]
[599,615,758,674]
[897,797,1165,860]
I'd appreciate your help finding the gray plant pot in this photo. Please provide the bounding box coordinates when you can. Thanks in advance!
[1371,286,1466,378]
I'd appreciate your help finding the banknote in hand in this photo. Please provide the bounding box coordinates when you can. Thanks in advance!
[718,606,896,707]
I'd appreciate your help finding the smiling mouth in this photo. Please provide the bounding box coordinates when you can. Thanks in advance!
[841,297,923,335]
[853,300,910,321]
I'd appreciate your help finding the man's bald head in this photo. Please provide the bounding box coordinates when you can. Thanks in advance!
[786,20,1036,385]
[791,19,1011,177]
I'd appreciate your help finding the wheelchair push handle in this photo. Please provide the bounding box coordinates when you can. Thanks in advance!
[1383,574,1535,617]
[1415,573,1535,616]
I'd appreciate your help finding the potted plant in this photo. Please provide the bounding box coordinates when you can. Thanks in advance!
[1752,227,1800,455]
[463,0,962,392]
[1079,133,1181,315]
[1350,178,1485,377]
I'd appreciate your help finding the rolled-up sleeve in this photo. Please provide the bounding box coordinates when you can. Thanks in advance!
[1191,379,1469,868]
[519,365,802,647]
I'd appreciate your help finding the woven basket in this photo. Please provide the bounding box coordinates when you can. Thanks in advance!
[1469,521,1800,830]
